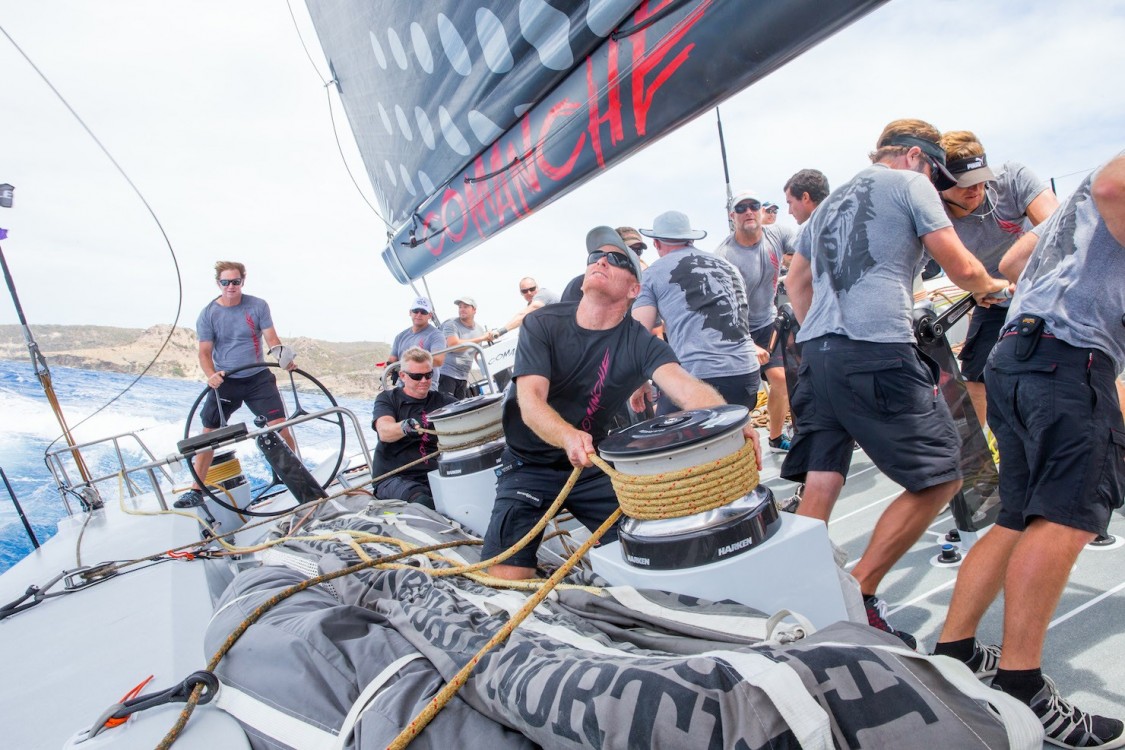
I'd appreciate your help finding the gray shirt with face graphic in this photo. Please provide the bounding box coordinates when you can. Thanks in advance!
[715,224,798,330]
[797,164,951,344]
[949,161,1051,277]
[1009,157,1125,372]
[635,246,758,379]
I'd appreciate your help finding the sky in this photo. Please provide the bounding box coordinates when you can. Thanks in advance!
[1,1,1123,346]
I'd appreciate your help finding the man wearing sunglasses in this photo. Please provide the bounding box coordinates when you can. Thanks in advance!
[780,119,1010,648]
[176,261,299,508]
[561,226,648,303]
[387,296,446,391]
[482,225,763,581]
[633,210,759,414]
[717,190,801,453]
[370,347,454,508]
[761,201,780,225]
[487,277,561,342]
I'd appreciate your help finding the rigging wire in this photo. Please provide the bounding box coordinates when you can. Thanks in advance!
[0,23,184,455]
[284,0,392,232]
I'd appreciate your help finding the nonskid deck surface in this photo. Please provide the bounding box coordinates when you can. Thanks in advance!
[757,431,1125,727]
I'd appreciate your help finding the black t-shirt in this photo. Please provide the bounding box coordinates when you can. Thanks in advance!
[371,388,454,480]
[561,274,584,303]
[504,303,678,467]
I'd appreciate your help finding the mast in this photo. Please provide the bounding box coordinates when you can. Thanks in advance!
[715,108,735,232]
[0,190,102,509]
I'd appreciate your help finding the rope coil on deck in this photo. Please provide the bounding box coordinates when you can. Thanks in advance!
[203,456,243,485]
[590,440,759,520]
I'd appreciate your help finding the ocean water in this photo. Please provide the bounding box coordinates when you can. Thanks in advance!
[0,359,378,573]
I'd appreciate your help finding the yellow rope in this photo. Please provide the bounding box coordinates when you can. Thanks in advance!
[203,456,243,485]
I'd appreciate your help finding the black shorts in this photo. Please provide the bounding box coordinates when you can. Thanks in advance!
[200,368,287,429]
[781,335,962,493]
[372,474,435,510]
[957,304,1008,382]
[656,370,761,416]
[987,335,1125,535]
[750,323,785,372]
[438,373,470,400]
[481,452,620,568]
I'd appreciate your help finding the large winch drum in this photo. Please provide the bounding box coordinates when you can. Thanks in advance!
[427,393,504,451]
[599,405,778,570]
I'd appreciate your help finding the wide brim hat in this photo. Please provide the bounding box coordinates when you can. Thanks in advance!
[639,210,707,241]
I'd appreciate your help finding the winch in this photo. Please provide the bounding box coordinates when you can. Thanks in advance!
[598,405,778,569]
[590,405,856,629]
[427,393,505,536]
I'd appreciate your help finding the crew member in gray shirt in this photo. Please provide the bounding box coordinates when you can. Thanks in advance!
[782,119,1008,648]
[935,154,1125,746]
[439,295,490,399]
[938,130,1058,428]
[387,296,446,392]
[716,189,799,452]
[634,210,759,413]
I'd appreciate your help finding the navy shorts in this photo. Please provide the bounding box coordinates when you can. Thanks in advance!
[987,334,1125,534]
[781,335,962,493]
[481,452,620,568]
[958,304,1008,382]
[200,368,287,429]
[750,323,785,372]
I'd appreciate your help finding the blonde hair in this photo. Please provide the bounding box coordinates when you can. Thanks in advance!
[214,261,246,279]
[401,346,433,366]
[869,118,942,163]
[940,130,985,162]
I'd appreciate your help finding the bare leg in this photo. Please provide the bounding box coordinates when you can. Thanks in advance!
[488,563,537,580]
[938,524,1021,642]
[965,380,989,433]
[765,367,789,441]
[190,427,216,489]
[1000,519,1095,670]
[795,470,846,522]
[851,478,961,595]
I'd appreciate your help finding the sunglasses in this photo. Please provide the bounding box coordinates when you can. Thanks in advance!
[402,370,433,381]
[409,308,430,315]
[733,201,762,213]
[519,286,537,294]
[765,206,779,214]
[218,278,244,287]
[629,242,647,253]
[587,250,637,277]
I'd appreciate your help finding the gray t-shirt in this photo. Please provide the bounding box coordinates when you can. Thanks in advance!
[196,294,274,379]
[440,317,487,379]
[391,324,447,391]
[950,161,1051,277]
[635,247,758,379]
[715,224,798,330]
[1010,158,1125,372]
[533,287,560,306]
[797,164,951,344]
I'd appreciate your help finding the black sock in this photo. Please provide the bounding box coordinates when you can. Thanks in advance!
[992,668,1044,704]
[933,637,976,663]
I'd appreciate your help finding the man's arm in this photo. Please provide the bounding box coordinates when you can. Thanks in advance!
[1026,189,1060,226]
[785,252,814,324]
[498,300,545,335]
[651,362,762,468]
[374,413,414,444]
[998,229,1041,283]
[921,227,1009,299]
[1092,155,1125,245]
[198,340,223,387]
[631,304,660,333]
[516,374,596,468]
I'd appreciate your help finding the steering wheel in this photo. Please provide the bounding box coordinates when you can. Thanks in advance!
[182,362,346,517]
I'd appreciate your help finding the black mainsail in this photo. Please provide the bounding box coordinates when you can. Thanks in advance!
[305,0,888,283]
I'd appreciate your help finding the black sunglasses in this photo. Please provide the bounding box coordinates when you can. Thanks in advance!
[218,278,243,287]
[409,308,430,315]
[402,370,433,381]
[765,206,779,214]
[733,201,761,213]
[519,285,537,294]
[587,250,637,277]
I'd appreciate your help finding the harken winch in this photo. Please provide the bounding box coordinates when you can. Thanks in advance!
[599,405,778,570]
[427,392,506,536]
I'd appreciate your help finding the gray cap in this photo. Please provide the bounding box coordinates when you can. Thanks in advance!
[585,225,643,279]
